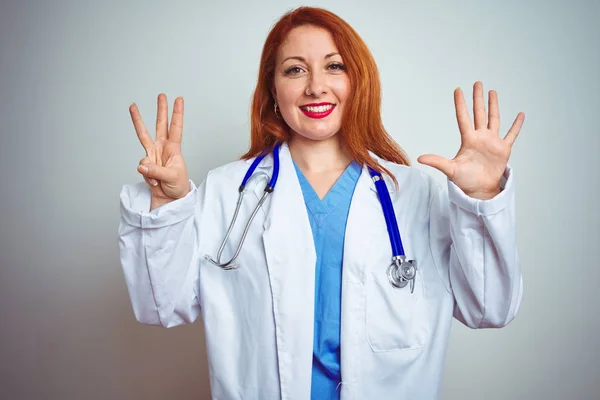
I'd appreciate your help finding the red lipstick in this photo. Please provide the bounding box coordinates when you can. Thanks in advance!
[300,102,335,119]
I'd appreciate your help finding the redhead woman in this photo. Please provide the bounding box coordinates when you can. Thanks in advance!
[118,6,525,400]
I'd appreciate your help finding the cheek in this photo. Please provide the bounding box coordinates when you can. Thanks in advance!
[274,80,304,107]
[331,77,351,104]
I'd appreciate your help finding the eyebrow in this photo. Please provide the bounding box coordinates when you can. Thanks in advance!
[281,52,340,64]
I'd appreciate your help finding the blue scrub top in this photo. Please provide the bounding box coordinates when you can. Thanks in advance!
[292,160,362,400]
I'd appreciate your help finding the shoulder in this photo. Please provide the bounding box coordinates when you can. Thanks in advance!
[202,158,250,188]
[208,158,249,176]
[374,159,445,218]
[208,160,250,180]
[190,158,253,209]
[377,159,439,193]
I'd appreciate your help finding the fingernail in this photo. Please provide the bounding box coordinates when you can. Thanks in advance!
[150,179,158,186]
[138,165,148,173]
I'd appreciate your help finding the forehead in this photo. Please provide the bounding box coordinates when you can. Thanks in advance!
[277,25,339,60]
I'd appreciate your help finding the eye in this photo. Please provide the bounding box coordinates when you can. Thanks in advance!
[327,63,346,72]
[284,66,304,75]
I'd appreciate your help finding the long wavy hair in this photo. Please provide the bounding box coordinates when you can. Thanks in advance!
[241,6,410,178]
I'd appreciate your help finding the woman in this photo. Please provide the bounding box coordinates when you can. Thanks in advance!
[119,6,524,400]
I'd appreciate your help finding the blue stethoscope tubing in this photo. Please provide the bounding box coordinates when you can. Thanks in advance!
[207,143,417,291]
[206,144,281,270]
[368,167,417,292]
[242,143,280,191]
[368,167,405,257]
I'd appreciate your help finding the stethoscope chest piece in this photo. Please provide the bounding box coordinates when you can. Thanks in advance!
[387,256,418,293]
[369,166,418,294]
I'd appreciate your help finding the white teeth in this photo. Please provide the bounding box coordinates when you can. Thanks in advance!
[303,104,333,113]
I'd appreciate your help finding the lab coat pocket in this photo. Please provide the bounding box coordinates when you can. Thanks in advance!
[365,265,429,352]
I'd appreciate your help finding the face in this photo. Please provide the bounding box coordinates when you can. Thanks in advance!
[272,25,350,142]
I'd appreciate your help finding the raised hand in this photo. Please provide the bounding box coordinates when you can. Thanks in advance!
[418,81,525,200]
[129,94,190,210]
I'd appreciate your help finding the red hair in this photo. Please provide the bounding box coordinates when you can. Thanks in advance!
[241,6,410,178]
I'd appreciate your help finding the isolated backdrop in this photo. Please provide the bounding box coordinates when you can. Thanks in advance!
[0,0,598,399]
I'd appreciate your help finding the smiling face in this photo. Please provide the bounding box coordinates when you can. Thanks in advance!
[272,25,351,142]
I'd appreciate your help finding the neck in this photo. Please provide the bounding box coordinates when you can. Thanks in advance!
[288,133,353,174]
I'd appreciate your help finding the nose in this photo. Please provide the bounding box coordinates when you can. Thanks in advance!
[306,70,327,96]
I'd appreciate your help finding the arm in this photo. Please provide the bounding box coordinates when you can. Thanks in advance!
[117,177,208,328]
[428,166,523,328]
[418,81,526,327]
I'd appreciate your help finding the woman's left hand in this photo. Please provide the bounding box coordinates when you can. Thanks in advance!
[418,81,525,200]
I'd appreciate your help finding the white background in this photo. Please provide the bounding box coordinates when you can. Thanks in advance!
[0,0,598,398]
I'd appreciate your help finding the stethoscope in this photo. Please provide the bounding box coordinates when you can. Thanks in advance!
[206,143,418,292]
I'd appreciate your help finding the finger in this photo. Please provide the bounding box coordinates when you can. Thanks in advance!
[473,81,487,130]
[156,93,169,141]
[417,154,455,179]
[144,176,159,187]
[454,87,472,135]
[138,157,158,186]
[129,103,153,155]
[503,112,525,147]
[169,96,184,143]
[137,163,178,182]
[487,90,500,132]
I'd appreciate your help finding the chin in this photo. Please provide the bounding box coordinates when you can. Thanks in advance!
[293,130,340,142]
[292,123,342,142]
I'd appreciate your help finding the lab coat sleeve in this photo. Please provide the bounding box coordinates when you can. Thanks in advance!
[428,166,523,328]
[118,177,207,328]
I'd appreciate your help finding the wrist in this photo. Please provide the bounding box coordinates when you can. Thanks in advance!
[464,186,501,200]
[150,197,173,211]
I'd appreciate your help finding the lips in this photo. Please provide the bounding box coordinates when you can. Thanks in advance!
[299,102,335,119]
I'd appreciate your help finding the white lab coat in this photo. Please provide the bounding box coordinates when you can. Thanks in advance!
[118,142,522,400]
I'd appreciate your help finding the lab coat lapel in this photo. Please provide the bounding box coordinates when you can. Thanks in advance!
[262,143,316,400]
[343,168,387,281]
[339,164,392,395]
[343,158,396,283]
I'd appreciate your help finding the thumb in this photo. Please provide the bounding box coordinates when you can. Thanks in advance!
[137,163,178,183]
[138,158,158,187]
[417,154,455,178]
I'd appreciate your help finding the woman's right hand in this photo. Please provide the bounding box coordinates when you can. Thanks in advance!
[129,94,190,210]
